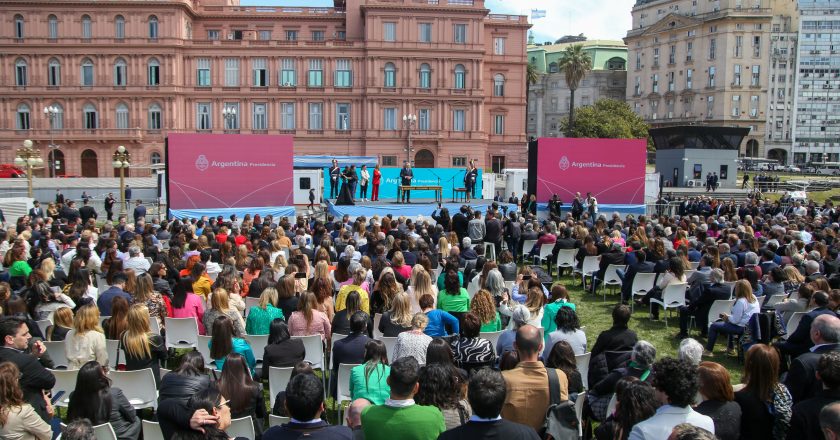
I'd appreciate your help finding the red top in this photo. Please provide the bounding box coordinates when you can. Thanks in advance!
[373,169,382,185]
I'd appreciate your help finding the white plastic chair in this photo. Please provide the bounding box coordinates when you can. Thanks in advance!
[108,368,158,410]
[142,420,165,440]
[535,244,553,266]
[483,242,496,261]
[106,339,121,369]
[49,368,78,407]
[336,363,360,424]
[244,334,269,364]
[381,336,398,362]
[650,283,687,326]
[93,423,117,440]
[160,368,171,378]
[244,297,260,318]
[44,341,69,369]
[164,317,199,349]
[683,270,697,280]
[329,333,349,369]
[575,392,587,438]
[372,314,383,340]
[520,239,538,260]
[226,416,255,439]
[630,272,657,312]
[466,276,481,298]
[784,312,807,339]
[480,331,504,350]
[606,393,618,418]
[196,335,214,368]
[291,334,325,370]
[574,256,601,289]
[269,415,290,427]
[764,294,787,308]
[575,352,592,390]
[555,249,577,277]
[689,261,700,270]
[268,366,294,408]
[35,319,51,338]
[600,264,626,300]
[149,316,161,335]
[706,300,736,331]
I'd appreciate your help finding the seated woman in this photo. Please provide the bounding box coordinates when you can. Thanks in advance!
[545,340,584,395]
[159,351,212,407]
[172,387,248,440]
[171,277,206,335]
[208,315,256,375]
[121,304,168,386]
[261,319,306,382]
[0,362,52,440]
[103,296,129,340]
[287,291,331,343]
[379,291,413,337]
[587,340,657,422]
[350,340,391,405]
[704,280,760,357]
[451,312,495,371]
[67,361,141,440]
[392,313,433,365]
[543,307,587,359]
[332,291,363,336]
[203,288,245,337]
[46,306,73,341]
[244,287,285,336]
[218,353,266,437]
[66,303,108,370]
[470,289,502,332]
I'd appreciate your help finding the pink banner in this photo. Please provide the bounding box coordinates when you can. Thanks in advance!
[167,134,294,209]
[536,138,646,204]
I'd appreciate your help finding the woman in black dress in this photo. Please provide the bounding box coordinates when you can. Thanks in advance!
[336,166,355,205]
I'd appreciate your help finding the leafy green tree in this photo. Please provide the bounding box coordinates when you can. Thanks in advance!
[558,44,592,136]
[560,99,653,151]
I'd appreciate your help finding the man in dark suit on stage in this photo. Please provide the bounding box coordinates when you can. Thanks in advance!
[399,162,413,203]
[329,159,341,199]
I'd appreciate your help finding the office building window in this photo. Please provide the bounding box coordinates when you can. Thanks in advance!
[147,58,160,86]
[686,41,693,61]
[16,104,30,130]
[81,15,91,39]
[709,38,716,60]
[311,30,324,41]
[494,114,504,134]
[115,103,129,129]
[113,58,127,86]
[419,108,430,131]
[419,23,432,42]
[335,59,352,87]
[207,30,220,40]
[148,103,162,130]
[224,58,240,87]
[419,63,431,89]
[454,24,467,43]
[453,109,466,131]
[259,30,271,40]
[83,103,98,129]
[732,95,741,116]
[280,58,296,86]
[81,58,94,86]
[14,15,24,39]
[383,22,397,42]
[384,62,396,87]
[148,15,159,39]
[383,108,397,130]
[382,156,397,166]
[224,103,240,130]
[252,58,268,87]
[652,73,659,93]
[285,30,297,41]
[452,156,467,167]
[751,65,760,86]
[493,74,505,96]
[454,64,466,89]
[196,103,211,130]
[48,58,61,86]
[706,95,715,118]
[197,58,211,86]
[336,103,350,131]
[308,102,323,130]
[734,64,742,86]
[14,59,27,86]
[749,95,759,117]
[735,36,743,57]
[708,66,715,87]
[686,68,693,89]
[281,103,295,129]
[753,36,761,57]
[253,103,267,130]
[308,59,323,87]
[494,37,506,55]
[48,15,58,39]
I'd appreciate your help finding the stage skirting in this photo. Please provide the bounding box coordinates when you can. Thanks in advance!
[327,200,517,219]
[169,206,296,220]
[536,203,646,215]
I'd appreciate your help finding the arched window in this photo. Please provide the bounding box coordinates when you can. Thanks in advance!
[148,103,162,130]
[80,58,94,86]
[148,15,159,39]
[83,103,98,129]
[114,58,127,86]
[48,15,58,39]
[115,15,125,39]
[14,15,24,39]
[454,64,466,89]
[81,15,91,39]
[147,58,160,86]
[384,62,396,88]
[115,103,129,129]
[48,58,61,86]
[150,152,162,165]
[493,74,505,97]
[16,103,30,130]
[419,63,431,89]
[14,58,27,86]
[47,103,64,129]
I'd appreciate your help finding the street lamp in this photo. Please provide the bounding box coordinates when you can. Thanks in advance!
[43,106,60,177]
[222,105,237,132]
[402,113,417,165]
[112,145,131,216]
[14,139,43,198]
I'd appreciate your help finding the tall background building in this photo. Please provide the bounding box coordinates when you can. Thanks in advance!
[625,0,798,162]
[526,37,628,139]
[1,0,529,177]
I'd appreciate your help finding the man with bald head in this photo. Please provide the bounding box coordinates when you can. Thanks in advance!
[346,398,370,440]
[501,324,569,433]
[785,313,840,403]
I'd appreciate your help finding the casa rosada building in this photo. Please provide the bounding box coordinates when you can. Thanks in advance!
[0,0,529,177]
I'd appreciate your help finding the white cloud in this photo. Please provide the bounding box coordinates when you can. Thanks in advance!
[486,0,635,42]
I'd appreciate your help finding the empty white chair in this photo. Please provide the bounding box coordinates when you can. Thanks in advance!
[44,341,69,369]
[689,261,700,270]
[600,264,626,300]
[165,317,199,349]
[108,368,158,410]
[269,415,290,427]
[336,363,360,424]
[196,335,214,367]
[575,392,587,438]
[93,423,118,440]
[244,297,260,318]
[575,352,592,390]
[630,273,657,312]
[226,416,255,439]
[479,331,504,350]
[483,242,496,262]
[329,333,349,369]
[764,294,787,308]
[291,335,325,370]
[268,366,294,408]
[574,256,601,289]
[49,368,78,407]
[244,334,269,364]
[520,239,538,260]
[381,336,398,362]
[535,244,553,267]
[650,283,688,326]
[555,249,577,277]
[142,420,165,440]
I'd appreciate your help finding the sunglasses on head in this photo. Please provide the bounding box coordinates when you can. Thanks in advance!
[216,398,230,409]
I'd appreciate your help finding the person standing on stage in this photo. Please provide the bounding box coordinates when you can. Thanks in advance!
[400,162,414,203]
[468,161,479,201]
[348,165,359,202]
[104,192,116,222]
[372,164,382,202]
[571,192,583,221]
[463,161,473,203]
[124,184,132,210]
[585,192,598,218]
[359,165,370,202]
[329,159,341,199]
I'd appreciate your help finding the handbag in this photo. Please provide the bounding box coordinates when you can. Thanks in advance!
[543,368,579,440]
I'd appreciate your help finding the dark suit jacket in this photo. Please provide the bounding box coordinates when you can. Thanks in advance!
[438,419,541,440]
[331,333,368,373]
[620,261,655,298]
[780,308,837,357]
[785,343,840,404]
[97,286,132,316]
[0,347,55,421]
[263,420,353,440]
[452,213,469,240]
[787,389,840,440]
[79,205,97,223]
[596,250,625,281]
[28,207,43,219]
[133,205,146,222]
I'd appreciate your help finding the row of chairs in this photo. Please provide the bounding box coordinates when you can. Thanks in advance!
[59,414,292,440]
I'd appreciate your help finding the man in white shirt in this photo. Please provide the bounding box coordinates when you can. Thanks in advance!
[629,357,715,440]
[123,245,151,275]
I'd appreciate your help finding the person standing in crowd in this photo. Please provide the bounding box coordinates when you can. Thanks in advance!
[400,162,414,203]
[79,198,97,225]
[329,159,341,200]
[124,184,132,210]
[348,165,359,203]
[359,164,370,202]
[104,192,116,221]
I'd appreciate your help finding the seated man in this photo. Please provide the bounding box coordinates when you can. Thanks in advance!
[788,351,840,440]
[676,268,731,339]
[776,291,836,359]
[263,373,352,439]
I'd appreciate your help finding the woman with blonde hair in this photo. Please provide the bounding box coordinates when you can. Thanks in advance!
[47,306,73,342]
[721,258,738,282]
[245,287,285,335]
[121,304,167,385]
[407,265,437,313]
[379,291,413,337]
[288,291,332,343]
[470,289,501,332]
[65,303,108,369]
[704,279,760,356]
[203,287,246,337]
[391,251,412,280]
[133,273,167,332]
[234,245,250,271]
[783,265,805,295]
[438,236,451,257]
[311,260,332,289]
[0,362,52,440]
[272,252,288,277]
[336,264,371,314]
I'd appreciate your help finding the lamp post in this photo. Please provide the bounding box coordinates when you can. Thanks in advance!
[43,106,60,177]
[112,145,131,216]
[222,105,237,132]
[402,113,417,165]
[14,139,43,198]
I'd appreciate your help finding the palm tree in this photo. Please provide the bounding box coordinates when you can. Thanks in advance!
[558,44,592,136]
[525,62,539,138]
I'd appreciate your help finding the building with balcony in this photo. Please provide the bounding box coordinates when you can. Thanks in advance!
[526,38,628,138]
[625,0,797,158]
[0,0,529,177]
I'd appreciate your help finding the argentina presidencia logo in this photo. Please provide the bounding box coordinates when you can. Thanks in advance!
[195,155,209,171]
[559,155,570,171]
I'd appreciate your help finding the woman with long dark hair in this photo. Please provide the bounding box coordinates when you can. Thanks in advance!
[261,319,306,381]
[171,277,206,334]
[104,296,130,339]
[67,361,141,440]
[735,344,792,440]
[159,351,212,405]
[218,353,266,437]
[332,290,363,336]
[349,340,390,405]
[414,363,471,429]
[545,340,584,395]
[208,315,255,375]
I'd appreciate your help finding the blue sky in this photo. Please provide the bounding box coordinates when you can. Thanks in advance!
[240,0,635,41]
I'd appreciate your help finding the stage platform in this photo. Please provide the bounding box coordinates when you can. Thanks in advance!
[326,198,518,219]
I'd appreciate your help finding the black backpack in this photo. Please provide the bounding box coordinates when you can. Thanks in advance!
[543,368,579,440]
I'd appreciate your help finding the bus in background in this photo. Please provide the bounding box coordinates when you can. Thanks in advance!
[808,162,840,175]
[739,157,780,171]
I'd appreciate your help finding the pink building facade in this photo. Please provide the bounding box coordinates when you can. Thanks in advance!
[0,0,529,177]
